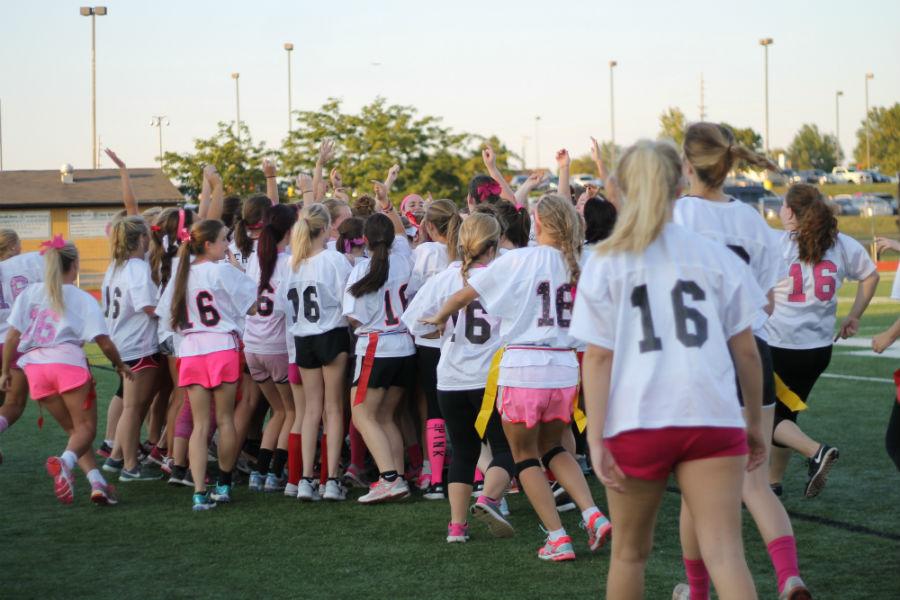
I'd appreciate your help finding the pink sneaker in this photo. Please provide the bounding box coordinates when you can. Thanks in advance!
[470,495,514,538]
[387,477,410,501]
[45,456,75,505]
[586,512,612,551]
[90,482,120,506]
[416,471,431,491]
[446,522,469,543]
[538,535,576,561]
[358,478,395,504]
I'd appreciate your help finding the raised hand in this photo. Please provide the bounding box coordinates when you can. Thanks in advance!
[104,148,126,169]
[330,168,343,191]
[317,139,335,165]
[203,164,222,187]
[372,180,389,207]
[590,136,602,164]
[875,237,900,254]
[526,170,549,189]
[262,158,277,178]
[385,164,400,190]
[296,173,313,194]
[591,136,609,182]
[482,144,497,170]
[556,148,570,169]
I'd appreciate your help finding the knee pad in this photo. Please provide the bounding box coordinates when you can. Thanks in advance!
[514,458,541,478]
[541,445,567,470]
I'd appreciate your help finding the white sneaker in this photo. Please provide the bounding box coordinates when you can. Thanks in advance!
[284,482,298,497]
[323,479,347,501]
[672,583,691,600]
[779,576,811,600]
[358,478,396,504]
[296,478,321,502]
[499,496,510,517]
[388,477,410,501]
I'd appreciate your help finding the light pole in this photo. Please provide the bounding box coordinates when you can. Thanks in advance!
[835,90,843,163]
[80,6,107,169]
[150,115,169,168]
[231,72,241,141]
[865,72,874,169]
[534,116,541,169]
[284,43,294,134]
[521,135,530,171]
[759,38,773,157]
[609,60,617,165]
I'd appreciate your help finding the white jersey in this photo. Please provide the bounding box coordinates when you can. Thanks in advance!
[468,245,580,388]
[407,242,449,348]
[0,252,44,340]
[342,239,414,358]
[403,263,502,391]
[280,249,352,338]
[101,258,159,361]
[674,195,779,338]
[764,232,875,349]
[8,283,108,369]
[570,223,766,438]
[156,261,257,358]
[243,251,291,355]
[228,239,257,268]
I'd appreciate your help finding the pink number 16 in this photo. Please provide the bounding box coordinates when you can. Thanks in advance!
[787,260,837,303]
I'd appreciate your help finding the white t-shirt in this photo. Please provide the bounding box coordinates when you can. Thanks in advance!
[342,239,415,358]
[764,232,876,349]
[156,261,257,358]
[280,249,353,338]
[407,242,449,348]
[570,223,766,438]
[403,262,502,391]
[674,195,779,338]
[101,258,159,361]
[8,283,108,369]
[0,252,44,341]
[243,251,291,355]
[468,245,580,388]
[228,239,257,268]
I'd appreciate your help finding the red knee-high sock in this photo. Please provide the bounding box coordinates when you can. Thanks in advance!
[349,422,367,470]
[407,443,423,472]
[767,535,800,594]
[319,434,328,486]
[287,433,302,486]
[425,419,446,485]
[684,558,710,600]
[474,468,484,483]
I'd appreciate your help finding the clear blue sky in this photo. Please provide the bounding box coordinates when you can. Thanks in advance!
[1,0,898,172]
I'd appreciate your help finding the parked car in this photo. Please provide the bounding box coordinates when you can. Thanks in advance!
[572,173,603,188]
[871,192,898,214]
[796,169,822,184]
[724,184,768,206]
[758,195,783,219]
[510,174,529,189]
[865,170,892,183]
[849,195,893,216]
[832,167,871,184]
[782,169,803,184]
[832,198,860,216]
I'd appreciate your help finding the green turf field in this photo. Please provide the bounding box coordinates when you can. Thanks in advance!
[2,278,899,599]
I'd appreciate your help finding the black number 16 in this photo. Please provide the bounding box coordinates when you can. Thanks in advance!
[630,280,708,353]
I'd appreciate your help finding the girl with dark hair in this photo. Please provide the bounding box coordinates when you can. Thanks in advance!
[336,217,367,265]
[230,195,272,267]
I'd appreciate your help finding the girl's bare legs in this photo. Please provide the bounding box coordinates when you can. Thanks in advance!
[104,394,122,447]
[538,420,597,513]
[380,386,406,477]
[115,367,159,471]
[212,382,239,475]
[164,356,184,458]
[186,386,213,493]
[351,387,398,473]
[255,378,286,471]
[299,367,325,478]
[323,355,348,477]
[502,421,561,531]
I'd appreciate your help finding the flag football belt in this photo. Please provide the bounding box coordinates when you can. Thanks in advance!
[353,330,408,406]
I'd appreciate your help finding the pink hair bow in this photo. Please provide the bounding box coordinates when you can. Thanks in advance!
[476,181,501,201]
[343,237,365,253]
[39,234,66,255]
[246,221,264,231]
[176,208,190,243]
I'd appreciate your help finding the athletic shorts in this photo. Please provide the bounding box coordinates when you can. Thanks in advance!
[605,426,748,480]
[352,355,415,391]
[416,345,441,417]
[245,352,289,384]
[288,363,302,385]
[178,349,240,389]
[159,337,175,356]
[0,344,23,371]
[174,394,217,439]
[294,328,350,369]
[736,336,776,408]
[115,353,163,396]
[23,363,92,401]
[497,385,578,429]
[770,345,832,427]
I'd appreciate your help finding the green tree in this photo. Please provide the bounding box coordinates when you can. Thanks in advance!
[161,122,269,198]
[599,141,623,170]
[788,124,842,171]
[854,103,900,173]
[659,107,687,147]
[570,153,598,176]
[720,123,763,152]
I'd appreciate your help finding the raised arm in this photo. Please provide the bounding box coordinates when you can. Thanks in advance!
[591,136,620,210]
[104,149,138,215]
[201,165,224,221]
[515,170,548,209]
[374,164,404,235]
[198,170,211,218]
[313,139,335,203]
[263,158,279,206]
[482,144,517,203]
[556,148,571,202]
[297,172,315,207]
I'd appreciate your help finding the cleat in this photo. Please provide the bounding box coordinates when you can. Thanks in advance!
[96,442,113,459]
[342,466,368,489]
[143,446,166,468]
[585,512,612,552]
[538,535,576,561]
[552,483,576,513]
[446,522,469,543]
[471,481,484,497]
[284,482,298,497]
[499,496,511,518]
[90,482,119,506]
[470,495,514,538]
[358,477,409,504]
[805,444,838,499]
[45,456,75,505]
[672,583,691,600]
[119,466,163,482]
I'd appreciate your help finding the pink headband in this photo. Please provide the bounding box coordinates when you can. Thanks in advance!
[343,237,365,253]
[39,234,66,255]
[176,208,190,243]
[476,181,501,202]
[246,221,264,230]
[401,194,424,213]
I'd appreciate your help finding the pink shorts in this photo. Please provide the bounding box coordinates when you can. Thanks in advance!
[0,344,23,371]
[497,385,578,428]
[288,363,302,385]
[245,352,289,384]
[605,427,749,481]
[23,363,92,401]
[178,349,240,389]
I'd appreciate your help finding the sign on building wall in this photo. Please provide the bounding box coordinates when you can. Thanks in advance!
[68,209,119,238]
[0,210,51,239]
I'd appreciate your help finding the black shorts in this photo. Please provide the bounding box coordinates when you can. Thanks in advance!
[294,328,351,369]
[770,344,832,427]
[116,353,163,396]
[352,355,415,391]
[416,345,441,418]
[736,336,776,408]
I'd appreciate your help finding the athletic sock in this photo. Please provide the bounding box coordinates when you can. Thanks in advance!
[381,470,399,482]
[547,527,567,542]
[684,557,710,600]
[218,470,233,486]
[474,467,484,483]
[319,434,328,486]
[86,469,106,486]
[581,506,601,523]
[0,415,8,434]
[767,535,800,593]
[407,443,423,471]
[256,448,274,476]
[287,433,302,485]
[61,450,77,471]
[271,449,288,477]
[425,419,446,485]
[104,439,114,448]
[349,422,366,469]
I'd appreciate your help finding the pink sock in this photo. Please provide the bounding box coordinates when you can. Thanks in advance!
[407,443,423,471]
[425,419,446,485]
[767,535,799,593]
[474,468,484,483]
[349,422,367,470]
[684,558,710,600]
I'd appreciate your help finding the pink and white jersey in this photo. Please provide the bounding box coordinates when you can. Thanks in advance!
[764,231,875,349]
[342,240,415,358]
[243,251,291,355]
[468,245,580,388]
[8,283,108,369]
[571,223,766,438]
[0,252,44,340]
[156,261,257,358]
[407,242,449,348]
[674,195,780,338]
[403,263,502,391]
[280,249,352,338]
[101,258,159,361]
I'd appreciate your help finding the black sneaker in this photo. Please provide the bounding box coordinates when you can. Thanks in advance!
[423,483,445,500]
[97,442,113,459]
[770,483,783,497]
[551,481,576,513]
[804,444,839,499]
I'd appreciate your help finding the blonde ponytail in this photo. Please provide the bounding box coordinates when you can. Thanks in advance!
[683,122,778,189]
[458,212,501,284]
[110,216,148,269]
[425,199,463,261]
[597,140,682,256]
[534,194,583,285]
[291,203,331,270]
[44,241,79,314]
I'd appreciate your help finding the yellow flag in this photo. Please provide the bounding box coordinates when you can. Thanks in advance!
[774,373,807,412]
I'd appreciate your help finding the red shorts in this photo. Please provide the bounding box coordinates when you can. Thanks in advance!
[178,349,240,389]
[605,427,748,481]
[497,386,578,428]
[23,363,92,401]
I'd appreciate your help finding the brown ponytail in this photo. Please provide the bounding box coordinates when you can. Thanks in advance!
[349,213,394,298]
[458,213,501,284]
[110,216,148,269]
[785,184,837,264]
[150,207,194,288]
[169,219,225,330]
[234,195,270,259]
[683,122,778,190]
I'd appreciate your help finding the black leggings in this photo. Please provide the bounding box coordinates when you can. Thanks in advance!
[438,388,514,485]
[416,346,442,420]
[887,400,900,472]
[770,345,832,438]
